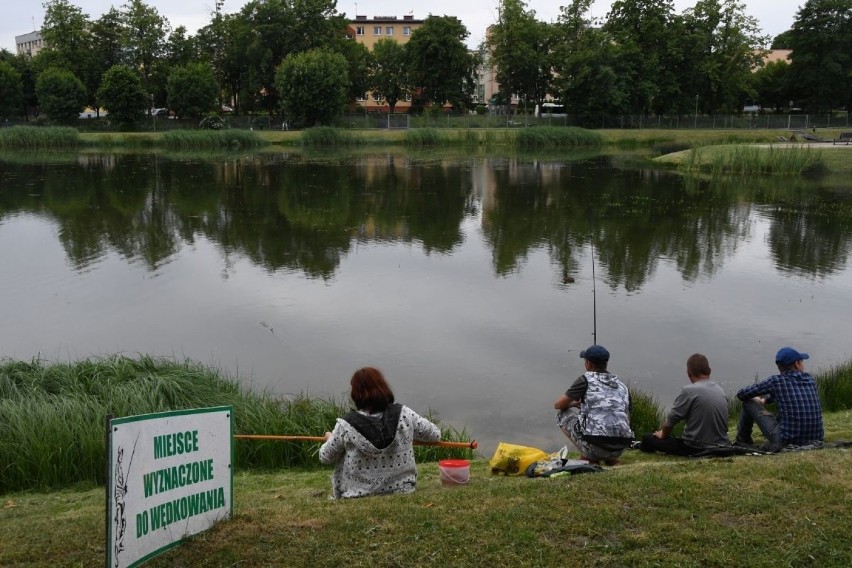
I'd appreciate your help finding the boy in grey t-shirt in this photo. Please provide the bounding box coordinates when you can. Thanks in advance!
[639,353,730,456]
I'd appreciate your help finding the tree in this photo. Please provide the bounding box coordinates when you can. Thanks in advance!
[96,65,147,126]
[337,38,372,105]
[121,0,170,92]
[167,63,219,119]
[41,0,98,110]
[752,59,793,111]
[35,67,86,122]
[406,16,477,109]
[603,0,678,114]
[486,0,552,112]
[90,8,128,113]
[0,61,24,119]
[551,1,628,115]
[370,39,408,113]
[787,0,852,112]
[682,1,768,114]
[238,0,347,113]
[275,48,348,127]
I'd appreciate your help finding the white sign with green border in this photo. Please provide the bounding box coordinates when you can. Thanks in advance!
[107,406,233,568]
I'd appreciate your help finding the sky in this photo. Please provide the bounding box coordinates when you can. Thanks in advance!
[4,1,802,55]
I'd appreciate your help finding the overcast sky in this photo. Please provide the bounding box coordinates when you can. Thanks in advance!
[4,1,802,54]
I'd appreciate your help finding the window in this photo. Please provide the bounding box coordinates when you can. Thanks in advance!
[404,93,412,102]
[356,94,366,102]
[373,93,385,103]
[386,26,394,35]
[373,26,382,35]
[403,26,411,36]
[356,26,365,35]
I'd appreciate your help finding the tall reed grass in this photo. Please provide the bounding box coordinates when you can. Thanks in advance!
[0,126,79,149]
[680,144,826,176]
[516,127,603,149]
[404,128,447,146]
[161,130,263,150]
[299,126,357,147]
[0,356,472,493]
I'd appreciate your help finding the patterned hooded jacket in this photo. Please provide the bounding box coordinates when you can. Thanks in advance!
[319,404,440,499]
[580,371,634,442]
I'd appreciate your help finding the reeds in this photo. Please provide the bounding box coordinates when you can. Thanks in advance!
[516,127,604,149]
[681,144,826,176]
[816,363,852,412]
[0,356,472,493]
[628,389,664,435]
[404,128,446,146]
[161,129,263,150]
[299,126,356,147]
[0,126,79,149]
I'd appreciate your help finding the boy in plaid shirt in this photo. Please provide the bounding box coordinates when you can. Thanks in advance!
[735,347,824,452]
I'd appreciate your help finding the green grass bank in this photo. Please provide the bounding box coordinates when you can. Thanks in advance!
[2,356,850,495]
[1,410,849,567]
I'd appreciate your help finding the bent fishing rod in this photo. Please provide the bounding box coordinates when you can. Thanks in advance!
[234,434,477,450]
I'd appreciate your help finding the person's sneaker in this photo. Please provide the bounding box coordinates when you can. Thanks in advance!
[629,440,643,450]
[603,458,620,466]
[733,439,757,449]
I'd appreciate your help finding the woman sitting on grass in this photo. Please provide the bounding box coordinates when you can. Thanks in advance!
[320,367,441,499]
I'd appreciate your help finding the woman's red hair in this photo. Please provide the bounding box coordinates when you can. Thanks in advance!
[350,367,395,412]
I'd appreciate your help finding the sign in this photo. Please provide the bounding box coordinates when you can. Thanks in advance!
[107,407,233,568]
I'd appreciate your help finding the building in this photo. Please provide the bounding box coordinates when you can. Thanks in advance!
[15,30,45,57]
[348,15,424,112]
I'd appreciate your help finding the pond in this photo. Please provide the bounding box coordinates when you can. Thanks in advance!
[2,149,851,455]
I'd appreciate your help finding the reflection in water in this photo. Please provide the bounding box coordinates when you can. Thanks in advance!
[4,152,850,282]
[2,152,852,453]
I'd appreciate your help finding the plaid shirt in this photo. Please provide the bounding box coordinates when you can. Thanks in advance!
[737,370,824,444]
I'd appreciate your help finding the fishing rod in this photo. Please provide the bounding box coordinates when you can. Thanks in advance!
[591,239,597,345]
[234,434,478,450]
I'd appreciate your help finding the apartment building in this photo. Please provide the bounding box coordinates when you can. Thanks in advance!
[15,30,45,57]
[348,14,424,111]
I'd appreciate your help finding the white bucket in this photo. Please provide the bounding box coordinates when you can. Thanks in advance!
[439,459,470,486]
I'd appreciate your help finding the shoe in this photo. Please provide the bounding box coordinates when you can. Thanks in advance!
[579,455,600,465]
[733,439,757,449]
[629,440,642,450]
[603,458,620,466]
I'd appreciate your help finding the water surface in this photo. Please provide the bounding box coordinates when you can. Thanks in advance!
[2,150,851,453]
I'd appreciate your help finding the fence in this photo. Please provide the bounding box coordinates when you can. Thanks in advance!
[4,112,849,132]
[332,112,851,131]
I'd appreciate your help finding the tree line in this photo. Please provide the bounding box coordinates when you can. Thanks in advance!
[0,0,849,128]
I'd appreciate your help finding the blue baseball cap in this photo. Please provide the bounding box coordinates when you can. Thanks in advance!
[775,347,809,366]
[580,345,610,361]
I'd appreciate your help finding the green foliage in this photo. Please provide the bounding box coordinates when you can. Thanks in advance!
[487,0,553,108]
[299,126,353,147]
[167,62,219,119]
[817,362,852,412]
[404,128,447,146]
[516,126,603,148]
[0,126,79,149]
[0,61,23,118]
[161,129,262,149]
[406,16,477,108]
[628,389,664,435]
[276,48,349,127]
[96,65,147,126]
[370,38,409,113]
[34,67,86,122]
[0,356,472,492]
[787,0,852,112]
[680,144,826,176]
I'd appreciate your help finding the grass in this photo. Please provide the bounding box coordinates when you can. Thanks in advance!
[161,130,263,150]
[0,356,472,494]
[673,144,827,175]
[1,410,849,567]
[516,126,603,149]
[0,126,79,149]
